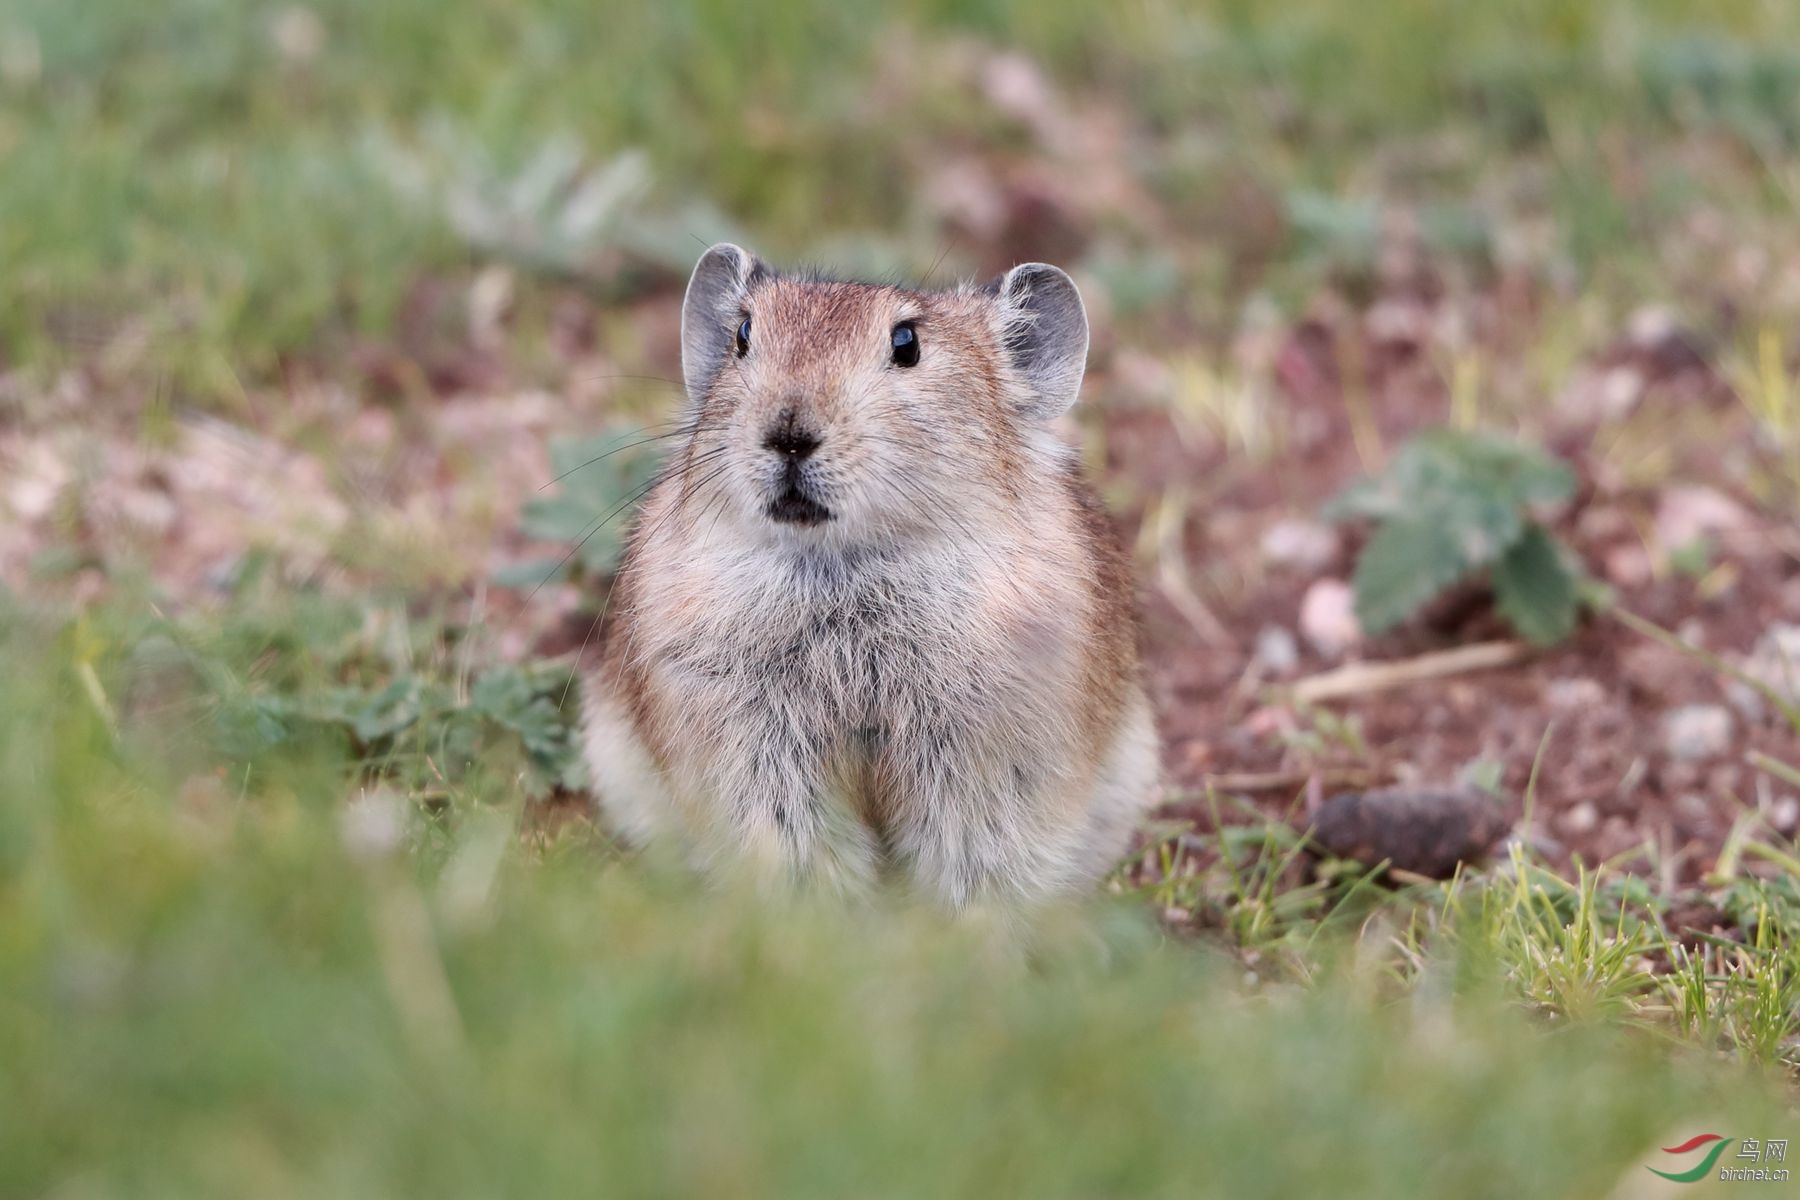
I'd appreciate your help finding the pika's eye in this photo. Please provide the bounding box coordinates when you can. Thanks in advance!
[890,322,919,368]
[735,316,751,357]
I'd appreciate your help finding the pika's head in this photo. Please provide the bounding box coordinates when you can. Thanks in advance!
[674,243,1089,546]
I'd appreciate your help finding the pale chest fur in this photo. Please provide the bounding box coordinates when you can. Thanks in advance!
[628,522,1090,762]
[583,246,1157,903]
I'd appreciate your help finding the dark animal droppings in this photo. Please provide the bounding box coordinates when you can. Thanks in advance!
[1309,788,1511,879]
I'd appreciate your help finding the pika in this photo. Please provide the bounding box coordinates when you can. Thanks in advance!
[581,244,1158,907]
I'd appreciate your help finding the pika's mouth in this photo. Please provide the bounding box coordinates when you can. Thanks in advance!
[766,485,832,526]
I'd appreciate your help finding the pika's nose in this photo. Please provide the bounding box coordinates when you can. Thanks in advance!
[762,408,820,460]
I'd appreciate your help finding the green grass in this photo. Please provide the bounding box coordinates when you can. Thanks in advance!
[3,588,1797,1196]
[2,610,1796,1199]
[11,0,1800,398]
[7,1,1800,1191]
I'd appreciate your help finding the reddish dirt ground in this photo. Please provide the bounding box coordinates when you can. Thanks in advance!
[1094,298,1800,882]
[10,262,1797,887]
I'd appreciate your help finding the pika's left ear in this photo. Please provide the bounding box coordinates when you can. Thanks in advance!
[988,262,1089,420]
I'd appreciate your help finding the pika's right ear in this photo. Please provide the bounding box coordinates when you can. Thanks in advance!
[681,243,772,409]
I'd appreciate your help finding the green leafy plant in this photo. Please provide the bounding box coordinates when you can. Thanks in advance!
[222,660,587,797]
[498,428,665,589]
[1326,429,1582,644]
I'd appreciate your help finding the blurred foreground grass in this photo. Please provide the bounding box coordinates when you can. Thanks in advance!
[1,607,1795,1200]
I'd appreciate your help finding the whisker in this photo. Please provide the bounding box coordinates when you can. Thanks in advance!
[878,468,1014,579]
[925,237,958,285]
[523,445,723,604]
[696,467,741,544]
[676,445,732,506]
[535,423,699,491]
[523,487,658,604]
[557,458,734,709]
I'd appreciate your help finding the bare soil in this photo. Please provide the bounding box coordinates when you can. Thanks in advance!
[1096,291,1800,881]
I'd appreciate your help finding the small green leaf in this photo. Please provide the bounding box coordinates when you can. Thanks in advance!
[214,695,294,756]
[1352,517,1477,635]
[347,678,426,742]
[511,428,664,584]
[519,495,610,543]
[1491,524,1579,645]
[1321,477,1398,522]
[1333,429,1582,637]
[471,665,583,795]
[492,557,568,589]
[1420,429,1575,509]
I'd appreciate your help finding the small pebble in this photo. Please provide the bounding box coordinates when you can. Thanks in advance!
[1559,802,1599,835]
[1545,677,1606,712]
[1661,704,1734,761]
[1603,544,1652,589]
[1628,305,1680,347]
[1253,625,1300,676]
[1599,365,1645,415]
[1726,680,1765,720]
[1655,485,1750,552]
[1557,365,1643,422]
[1259,518,1340,574]
[1740,623,1800,709]
[1674,793,1714,824]
[1299,579,1361,659]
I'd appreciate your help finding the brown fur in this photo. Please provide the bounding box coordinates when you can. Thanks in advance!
[580,247,1159,906]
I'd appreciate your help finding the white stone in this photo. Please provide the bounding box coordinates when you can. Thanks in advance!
[1661,704,1734,761]
[1559,802,1599,835]
[1654,485,1750,551]
[1741,624,1800,708]
[1254,625,1300,676]
[1299,579,1362,659]
[1545,677,1606,712]
[1259,518,1340,574]
[1674,793,1713,823]
[1628,305,1680,347]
